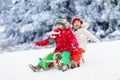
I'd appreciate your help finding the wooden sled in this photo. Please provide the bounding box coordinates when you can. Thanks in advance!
[42,52,62,70]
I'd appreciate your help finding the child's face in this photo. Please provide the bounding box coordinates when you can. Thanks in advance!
[54,24,64,30]
[73,20,81,30]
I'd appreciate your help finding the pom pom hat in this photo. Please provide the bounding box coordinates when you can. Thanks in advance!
[55,15,66,26]
[71,17,83,25]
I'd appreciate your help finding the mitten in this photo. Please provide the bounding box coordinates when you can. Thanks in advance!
[33,41,41,46]
[72,40,79,48]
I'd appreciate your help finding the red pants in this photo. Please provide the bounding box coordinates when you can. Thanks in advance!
[70,48,85,66]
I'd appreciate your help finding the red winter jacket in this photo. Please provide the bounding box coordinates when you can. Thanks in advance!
[34,28,78,54]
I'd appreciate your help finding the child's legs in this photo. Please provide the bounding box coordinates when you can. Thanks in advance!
[71,48,85,66]
[61,52,70,67]
[38,53,54,69]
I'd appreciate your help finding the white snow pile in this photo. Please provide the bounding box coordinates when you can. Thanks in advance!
[0,40,120,80]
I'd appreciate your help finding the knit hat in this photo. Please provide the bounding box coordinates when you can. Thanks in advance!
[71,17,83,25]
[55,15,66,26]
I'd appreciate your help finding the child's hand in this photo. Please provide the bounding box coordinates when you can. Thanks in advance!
[96,39,100,43]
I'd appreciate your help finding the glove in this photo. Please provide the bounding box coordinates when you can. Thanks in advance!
[33,42,41,46]
[72,40,79,48]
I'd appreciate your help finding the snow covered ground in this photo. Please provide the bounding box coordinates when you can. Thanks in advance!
[0,40,120,80]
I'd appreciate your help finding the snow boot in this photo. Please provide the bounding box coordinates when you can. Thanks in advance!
[62,64,69,72]
[57,63,69,72]
[70,61,78,69]
[81,55,85,63]
[29,64,41,72]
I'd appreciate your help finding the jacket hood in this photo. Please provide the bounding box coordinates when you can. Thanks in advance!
[81,22,89,29]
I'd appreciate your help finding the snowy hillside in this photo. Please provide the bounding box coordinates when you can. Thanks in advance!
[0,41,120,80]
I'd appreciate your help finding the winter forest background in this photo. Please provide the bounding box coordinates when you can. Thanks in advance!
[0,0,120,53]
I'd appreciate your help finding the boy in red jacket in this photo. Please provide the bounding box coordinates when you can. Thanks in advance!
[29,15,79,72]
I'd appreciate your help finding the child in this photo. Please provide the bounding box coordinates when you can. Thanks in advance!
[29,15,79,72]
[70,17,100,68]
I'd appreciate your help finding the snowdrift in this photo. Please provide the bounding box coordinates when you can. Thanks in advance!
[0,41,120,80]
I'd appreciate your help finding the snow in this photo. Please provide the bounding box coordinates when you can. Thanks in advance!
[20,24,33,33]
[0,41,120,80]
[0,26,5,32]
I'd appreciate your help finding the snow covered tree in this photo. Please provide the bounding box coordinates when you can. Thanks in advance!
[0,0,120,52]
